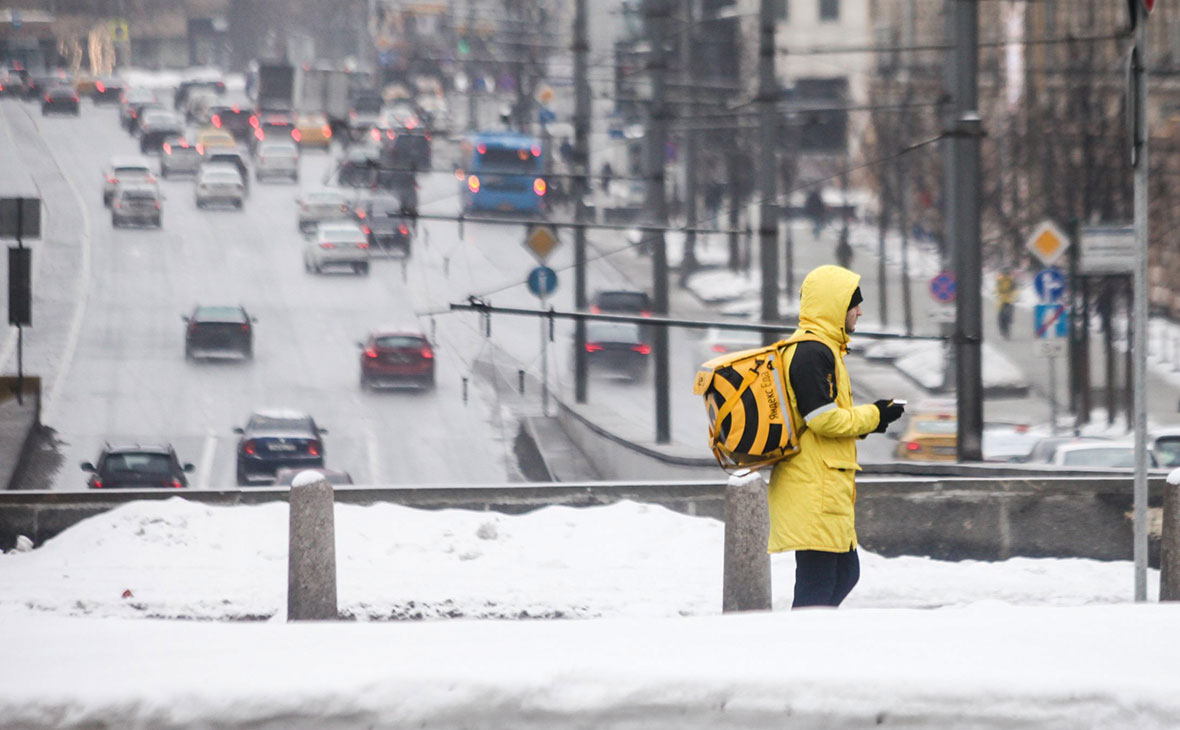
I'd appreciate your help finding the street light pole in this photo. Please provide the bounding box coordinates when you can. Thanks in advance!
[1131,0,1150,603]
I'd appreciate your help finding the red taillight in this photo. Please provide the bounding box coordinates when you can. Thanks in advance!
[905,441,921,452]
[240,323,249,332]
[322,125,332,138]
[170,479,183,489]
[590,305,601,314]
[96,81,105,92]
[398,224,408,235]
[196,143,204,155]
[361,225,371,235]
[308,441,321,457]
[467,174,480,193]
[291,129,301,142]
[254,129,264,140]
[586,343,604,352]
[385,129,396,140]
[531,144,542,157]
[370,127,380,141]
[533,178,546,196]
[421,346,434,359]
[454,168,465,180]
[356,241,369,249]
[640,310,652,317]
[632,344,652,355]
[71,95,79,103]
[107,175,117,184]
[92,477,103,489]
[319,242,335,249]
[355,209,366,219]
[163,142,172,154]
[244,440,256,455]
[249,115,259,128]
[364,347,378,359]
[477,143,487,154]
[711,344,728,353]
[211,114,221,127]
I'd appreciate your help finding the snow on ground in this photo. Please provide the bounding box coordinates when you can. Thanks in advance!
[1,497,1177,728]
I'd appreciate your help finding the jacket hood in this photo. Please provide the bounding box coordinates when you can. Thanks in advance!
[796,265,862,348]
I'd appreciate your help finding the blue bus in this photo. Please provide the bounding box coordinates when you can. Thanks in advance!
[459,131,546,213]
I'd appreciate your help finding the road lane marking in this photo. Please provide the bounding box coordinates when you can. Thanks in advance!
[17,104,92,425]
[197,430,218,489]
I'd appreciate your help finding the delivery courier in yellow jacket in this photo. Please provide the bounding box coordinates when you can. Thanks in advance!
[768,265,905,608]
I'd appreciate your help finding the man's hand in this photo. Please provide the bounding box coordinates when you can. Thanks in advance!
[872,399,905,433]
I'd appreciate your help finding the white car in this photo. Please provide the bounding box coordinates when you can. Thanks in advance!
[1050,441,1158,469]
[304,222,370,275]
[296,190,352,233]
[695,327,765,366]
[103,155,156,206]
[254,141,299,182]
[194,166,245,209]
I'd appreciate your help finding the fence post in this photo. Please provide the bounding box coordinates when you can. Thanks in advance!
[288,473,338,620]
[1161,470,1180,601]
[723,471,772,612]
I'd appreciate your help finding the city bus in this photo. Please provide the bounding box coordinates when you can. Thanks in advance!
[458,131,546,213]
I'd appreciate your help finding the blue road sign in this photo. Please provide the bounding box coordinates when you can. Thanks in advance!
[527,266,558,298]
[1034,303,1068,338]
[929,271,957,303]
[1034,267,1067,304]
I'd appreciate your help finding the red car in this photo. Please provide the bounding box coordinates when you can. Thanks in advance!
[359,329,435,390]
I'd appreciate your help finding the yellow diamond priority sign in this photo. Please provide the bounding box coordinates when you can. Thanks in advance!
[524,224,559,262]
[1025,220,1069,267]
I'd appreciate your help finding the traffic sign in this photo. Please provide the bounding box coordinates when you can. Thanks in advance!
[524,224,559,262]
[1034,303,1068,338]
[1079,225,1134,274]
[1026,220,1070,266]
[929,271,957,303]
[1033,267,1066,304]
[526,266,558,298]
[1036,340,1066,357]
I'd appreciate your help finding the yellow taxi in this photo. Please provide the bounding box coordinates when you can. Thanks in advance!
[195,128,237,155]
[73,76,100,96]
[894,399,958,461]
[293,112,332,149]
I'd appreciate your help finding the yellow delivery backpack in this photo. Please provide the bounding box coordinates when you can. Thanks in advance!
[692,334,821,473]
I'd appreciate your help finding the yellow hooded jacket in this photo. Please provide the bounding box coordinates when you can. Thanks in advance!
[767,265,881,554]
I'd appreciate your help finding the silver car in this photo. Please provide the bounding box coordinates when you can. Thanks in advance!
[255,141,299,182]
[296,190,352,233]
[110,184,163,228]
[103,155,156,206]
[194,166,245,209]
[159,136,202,178]
[304,222,370,275]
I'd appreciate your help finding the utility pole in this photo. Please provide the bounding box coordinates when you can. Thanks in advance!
[645,0,671,443]
[466,0,476,130]
[1131,0,1150,602]
[678,0,699,285]
[756,0,779,342]
[573,0,591,403]
[946,0,983,461]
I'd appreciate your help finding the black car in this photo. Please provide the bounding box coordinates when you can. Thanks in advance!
[93,78,124,104]
[355,194,413,256]
[174,78,226,110]
[81,443,194,489]
[380,130,432,172]
[125,100,164,135]
[139,114,183,154]
[184,305,254,359]
[234,410,327,485]
[208,104,257,141]
[590,288,655,339]
[337,145,379,187]
[41,87,80,116]
[583,321,650,381]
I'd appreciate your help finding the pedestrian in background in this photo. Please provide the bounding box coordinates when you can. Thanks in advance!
[767,265,905,608]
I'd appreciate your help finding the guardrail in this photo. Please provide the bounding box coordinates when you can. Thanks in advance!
[1,474,1172,565]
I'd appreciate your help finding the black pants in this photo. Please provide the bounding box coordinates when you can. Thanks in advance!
[793,548,860,608]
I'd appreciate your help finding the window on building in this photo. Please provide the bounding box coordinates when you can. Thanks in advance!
[775,0,788,21]
[819,0,839,22]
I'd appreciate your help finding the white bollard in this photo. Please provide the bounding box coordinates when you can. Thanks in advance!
[722,471,772,612]
[287,472,338,621]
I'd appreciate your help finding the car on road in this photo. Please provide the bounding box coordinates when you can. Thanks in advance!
[1022,435,1112,464]
[380,129,432,172]
[590,288,655,339]
[337,144,379,187]
[1049,441,1159,469]
[194,166,245,209]
[81,443,194,489]
[254,140,299,182]
[92,77,124,104]
[120,89,160,132]
[208,104,256,141]
[358,328,435,390]
[174,77,225,111]
[894,399,959,461]
[583,321,650,381]
[200,149,251,192]
[304,222,370,275]
[293,111,332,149]
[234,410,327,485]
[103,156,157,206]
[138,109,183,154]
[41,86,80,116]
[274,467,354,486]
[250,112,297,150]
[297,190,352,233]
[1149,428,1180,468]
[110,184,163,228]
[353,194,412,256]
[694,327,764,366]
[159,136,202,178]
[183,305,255,360]
[195,128,237,155]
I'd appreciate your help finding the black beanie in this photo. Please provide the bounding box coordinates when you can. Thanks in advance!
[848,286,863,311]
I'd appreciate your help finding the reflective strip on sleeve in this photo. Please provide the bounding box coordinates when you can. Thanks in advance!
[803,402,838,423]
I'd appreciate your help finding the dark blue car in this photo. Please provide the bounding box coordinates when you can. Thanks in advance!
[234,410,326,485]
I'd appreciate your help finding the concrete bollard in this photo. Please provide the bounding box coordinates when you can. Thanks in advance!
[287,473,338,621]
[722,471,772,612]
[1161,469,1180,601]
